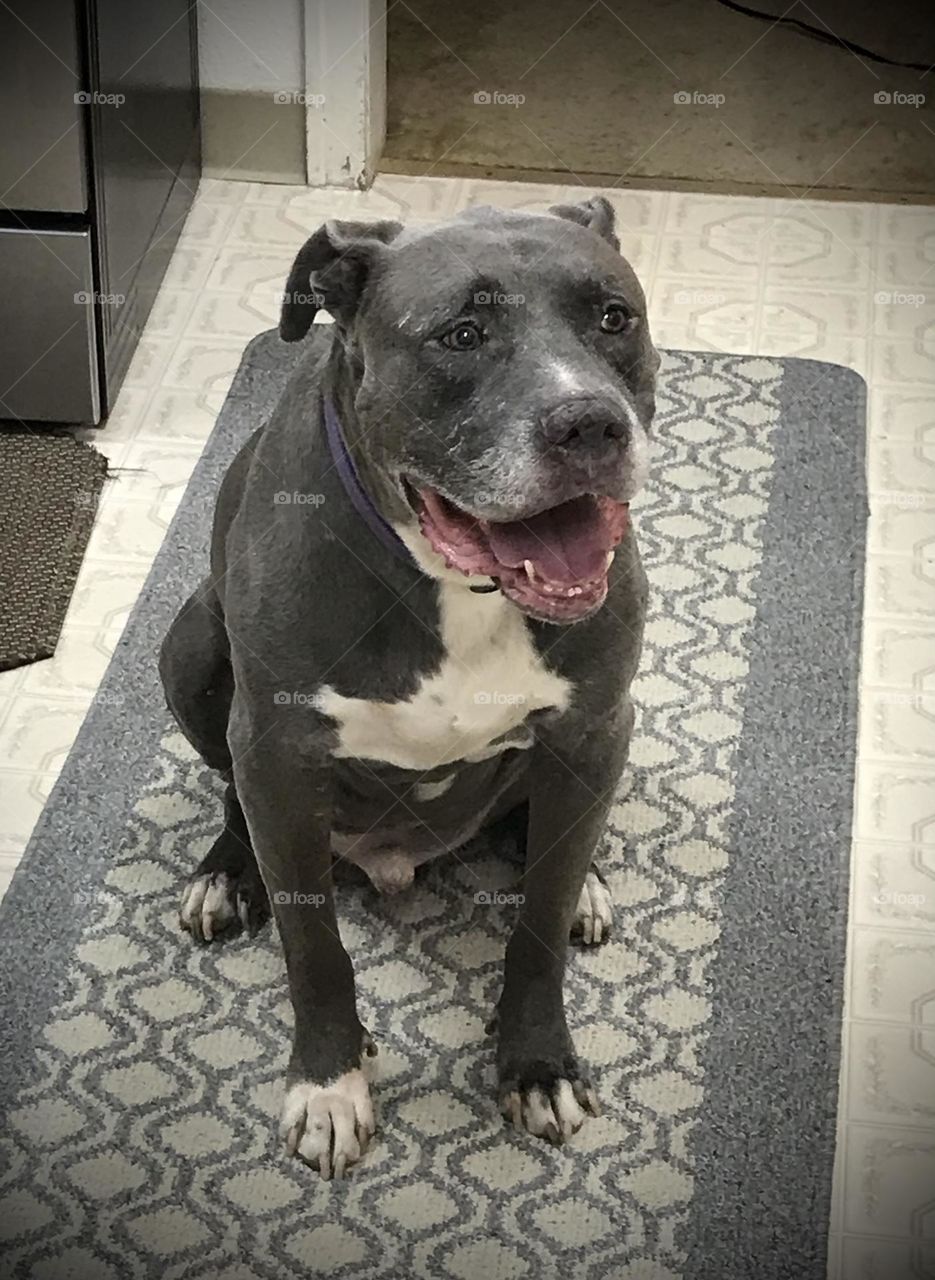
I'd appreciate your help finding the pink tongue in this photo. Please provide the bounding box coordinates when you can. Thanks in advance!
[485,495,616,585]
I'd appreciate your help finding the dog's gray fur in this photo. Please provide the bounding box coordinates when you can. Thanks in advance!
[160,196,656,1175]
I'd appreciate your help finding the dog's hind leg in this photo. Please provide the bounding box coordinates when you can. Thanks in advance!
[488,799,613,946]
[570,864,613,946]
[159,581,234,773]
[161,584,270,941]
[179,780,271,941]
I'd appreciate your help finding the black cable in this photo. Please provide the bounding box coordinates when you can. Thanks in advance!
[713,0,934,74]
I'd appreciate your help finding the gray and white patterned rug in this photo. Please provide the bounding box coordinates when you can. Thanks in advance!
[0,332,866,1280]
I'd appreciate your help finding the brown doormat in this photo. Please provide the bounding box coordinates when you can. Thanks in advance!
[0,431,107,672]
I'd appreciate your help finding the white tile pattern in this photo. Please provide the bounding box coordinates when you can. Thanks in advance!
[0,173,933,1275]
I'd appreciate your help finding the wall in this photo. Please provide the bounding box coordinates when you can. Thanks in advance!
[197,0,306,182]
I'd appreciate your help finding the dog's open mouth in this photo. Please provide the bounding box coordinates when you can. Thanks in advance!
[413,487,630,622]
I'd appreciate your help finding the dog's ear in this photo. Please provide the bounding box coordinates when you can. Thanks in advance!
[547,195,619,251]
[279,218,403,342]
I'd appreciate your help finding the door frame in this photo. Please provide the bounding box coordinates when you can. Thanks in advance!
[304,0,387,188]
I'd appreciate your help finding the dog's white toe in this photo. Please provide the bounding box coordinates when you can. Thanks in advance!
[572,869,613,945]
[179,872,237,941]
[281,1069,375,1179]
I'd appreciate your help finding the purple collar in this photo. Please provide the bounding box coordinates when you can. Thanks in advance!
[322,396,499,595]
[322,394,416,566]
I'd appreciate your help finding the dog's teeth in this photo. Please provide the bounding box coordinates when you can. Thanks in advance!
[605,551,615,570]
[523,559,538,581]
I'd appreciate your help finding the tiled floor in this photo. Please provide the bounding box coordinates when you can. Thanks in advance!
[1,173,933,1276]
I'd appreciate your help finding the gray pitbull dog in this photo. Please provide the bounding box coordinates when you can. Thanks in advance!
[159,194,656,1178]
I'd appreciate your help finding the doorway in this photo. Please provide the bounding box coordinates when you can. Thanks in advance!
[383,0,935,201]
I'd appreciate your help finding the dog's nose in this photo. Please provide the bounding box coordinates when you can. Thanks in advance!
[539,398,629,451]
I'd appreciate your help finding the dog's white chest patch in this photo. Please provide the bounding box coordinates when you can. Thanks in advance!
[316,586,572,770]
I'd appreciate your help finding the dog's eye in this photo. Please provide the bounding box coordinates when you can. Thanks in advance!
[440,322,484,351]
[600,304,633,334]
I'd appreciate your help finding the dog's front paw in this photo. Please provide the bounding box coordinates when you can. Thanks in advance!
[282,1068,375,1179]
[498,1058,599,1144]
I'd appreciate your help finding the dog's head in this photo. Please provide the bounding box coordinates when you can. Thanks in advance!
[280,196,659,624]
